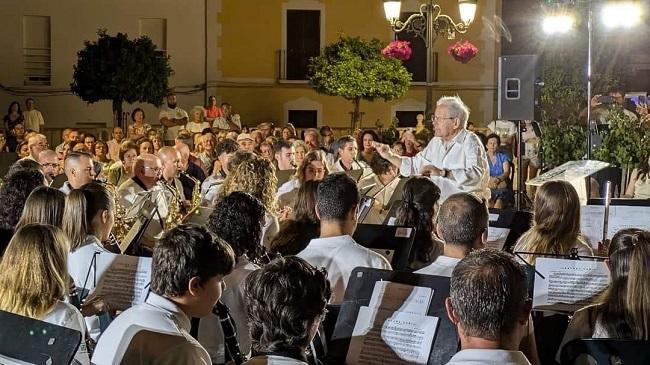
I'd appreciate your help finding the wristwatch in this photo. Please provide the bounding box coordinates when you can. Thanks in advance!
[443,169,450,178]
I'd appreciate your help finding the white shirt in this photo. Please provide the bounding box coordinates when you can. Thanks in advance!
[42,301,90,365]
[244,355,308,365]
[487,120,517,143]
[201,174,225,207]
[198,256,259,363]
[277,178,300,208]
[446,349,531,365]
[399,129,490,202]
[106,139,121,162]
[213,116,242,130]
[159,106,189,140]
[186,121,211,134]
[60,181,73,195]
[118,178,167,240]
[22,109,44,132]
[92,292,211,365]
[330,158,369,175]
[415,255,461,277]
[263,214,280,250]
[297,235,392,304]
[67,235,114,341]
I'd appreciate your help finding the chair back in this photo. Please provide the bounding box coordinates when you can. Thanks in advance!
[560,338,650,365]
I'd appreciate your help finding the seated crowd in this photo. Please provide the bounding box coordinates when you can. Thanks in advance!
[0,94,649,365]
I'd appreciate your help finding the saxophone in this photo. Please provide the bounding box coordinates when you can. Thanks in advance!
[161,179,184,231]
[104,182,135,245]
[181,171,202,216]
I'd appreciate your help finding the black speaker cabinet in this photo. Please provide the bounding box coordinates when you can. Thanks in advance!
[498,55,541,121]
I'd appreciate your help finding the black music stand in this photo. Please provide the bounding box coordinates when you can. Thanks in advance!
[489,208,533,252]
[343,169,364,183]
[352,224,415,271]
[0,310,81,365]
[326,268,457,365]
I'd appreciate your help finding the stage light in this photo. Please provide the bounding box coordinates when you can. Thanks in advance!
[601,1,642,28]
[542,14,575,34]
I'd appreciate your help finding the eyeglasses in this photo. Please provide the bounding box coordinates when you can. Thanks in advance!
[144,166,162,173]
[42,163,59,168]
[432,115,456,122]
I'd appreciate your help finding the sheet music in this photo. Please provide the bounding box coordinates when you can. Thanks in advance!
[368,281,433,315]
[346,307,438,365]
[581,205,650,248]
[533,258,609,312]
[87,254,152,311]
[486,227,510,251]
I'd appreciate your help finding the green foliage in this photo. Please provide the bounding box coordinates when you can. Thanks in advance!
[541,116,587,169]
[593,107,650,168]
[71,30,173,124]
[374,117,400,146]
[309,37,411,102]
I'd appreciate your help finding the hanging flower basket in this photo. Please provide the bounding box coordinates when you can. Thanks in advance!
[447,40,478,64]
[381,40,412,61]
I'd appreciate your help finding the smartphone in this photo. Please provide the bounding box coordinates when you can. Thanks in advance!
[598,95,614,104]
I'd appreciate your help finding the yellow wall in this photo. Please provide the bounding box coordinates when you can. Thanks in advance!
[215,0,501,129]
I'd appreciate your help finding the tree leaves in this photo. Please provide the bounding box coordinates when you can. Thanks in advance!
[70,30,173,108]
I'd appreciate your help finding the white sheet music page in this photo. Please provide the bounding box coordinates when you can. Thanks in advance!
[368,281,432,315]
[532,258,609,313]
[87,254,152,311]
[580,205,650,248]
[486,227,510,250]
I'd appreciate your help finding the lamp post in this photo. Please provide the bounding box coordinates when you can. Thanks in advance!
[383,0,477,116]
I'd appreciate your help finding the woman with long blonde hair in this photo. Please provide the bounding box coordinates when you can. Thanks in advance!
[514,180,592,264]
[218,153,279,249]
[277,149,330,209]
[0,224,89,363]
[16,186,66,229]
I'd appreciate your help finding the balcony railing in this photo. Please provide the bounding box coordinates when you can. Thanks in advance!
[24,47,51,86]
[277,49,321,82]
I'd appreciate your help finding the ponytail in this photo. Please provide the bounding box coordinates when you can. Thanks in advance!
[62,182,113,250]
[625,242,650,339]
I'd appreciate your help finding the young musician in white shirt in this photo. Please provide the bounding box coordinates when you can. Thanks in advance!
[297,173,391,304]
[92,224,236,364]
[243,256,331,365]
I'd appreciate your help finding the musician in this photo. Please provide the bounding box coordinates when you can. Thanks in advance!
[63,182,117,341]
[60,152,96,195]
[297,173,391,304]
[277,150,329,209]
[117,154,162,207]
[157,146,187,204]
[358,155,401,224]
[201,138,238,207]
[0,225,90,364]
[199,192,267,363]
[274,139,296,171]
[375,96,490,202]
[175,141,206,202]
[92,224,236,364]
[38,149,62,185]
[330,135,373,181]
[243,256,331,365]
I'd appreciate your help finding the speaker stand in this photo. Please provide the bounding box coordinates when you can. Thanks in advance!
[515,120,534,211]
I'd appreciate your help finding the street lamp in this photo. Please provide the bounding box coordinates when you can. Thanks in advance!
[542,0,644,159]
[383,0,478,116]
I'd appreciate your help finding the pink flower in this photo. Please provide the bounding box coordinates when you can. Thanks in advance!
[382,40,412,61]
[447,40,479,64]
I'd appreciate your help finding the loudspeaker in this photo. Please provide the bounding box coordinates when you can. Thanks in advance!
[498,55,541,121]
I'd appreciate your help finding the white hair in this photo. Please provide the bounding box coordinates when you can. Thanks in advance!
[436,96,470,128]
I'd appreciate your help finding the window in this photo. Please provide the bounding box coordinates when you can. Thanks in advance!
[396,12,436,83]
[139,18,167,57]
[289,110,317,129]
[283,10,321,80]
[396,111,424,128]
[23,16,51,86]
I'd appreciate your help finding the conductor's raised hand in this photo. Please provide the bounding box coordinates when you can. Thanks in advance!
[372,141,392,159]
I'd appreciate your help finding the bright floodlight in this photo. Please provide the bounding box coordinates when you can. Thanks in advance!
[384,1,401,22]
[459,0,478,24]
[543,14,575,34]
[602,2,642,28]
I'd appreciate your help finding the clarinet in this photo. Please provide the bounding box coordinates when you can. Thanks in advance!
[213,301,245,365]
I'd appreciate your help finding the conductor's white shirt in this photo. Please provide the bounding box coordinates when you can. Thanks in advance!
[297,235,392,304]
[398,129,490,201]
[92,292,211,365]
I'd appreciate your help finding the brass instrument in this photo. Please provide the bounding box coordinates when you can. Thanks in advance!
[104,182,135,245]
[181,171,202,213]
[160,179,184,230]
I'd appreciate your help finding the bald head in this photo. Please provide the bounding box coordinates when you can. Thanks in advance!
[134,153,162,189]
[437,193,489,252]
[158,146,181,182]
[174,142,190,170]
[64,152,95,189]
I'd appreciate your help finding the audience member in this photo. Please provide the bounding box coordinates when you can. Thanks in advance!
[243,256,330,365]
[106,141,137,187]
[92,224,235,364]
[359,130,379,164]
[151,132,163,154]
[186,106,211,133]
[25,133,47,161]
[93,140,114,171]
[277,150,329,208]
[297,173,391,304]
[623,154,650,199]
[514,180,593,265]
[401,129,418,157]
[237,133,255,152]
[485,133,513,208]
[269,180,321,256]
[83,134,96,156]
[0,170,46,253]
[3,101,24,133]
[391,140,405,156]
[159,92,189,144]
[281,124,296,141]
[274,139,296,171]
[16,186,66,229]
[200,192,267,363]
[197,132,217,174]
[258,141,273,161]
[292,140,307,167]
[0,224,89,364]
[55,128,74,157]
[38,149,62,184]
[106,127,124,162]
[10,124,27,153]
[128,108,152,142]
[0,130,8,152]
[204,95,222,124]
[445,249,532,365]
[392,177,444,271]
[303,128,320,152]
[416,192,487,276]
[138,138,154,155]
[22,98,44,133]
[519,120,541,193]
[202,138,239,206]
[320,125,334,153]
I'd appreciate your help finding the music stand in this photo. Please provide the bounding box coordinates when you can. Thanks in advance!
[0,310,81,365]
[352,224,415,270]
[343,169,364,183]
[381,200,402,225]
[489,208,533,252]
[327,268,457,365]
